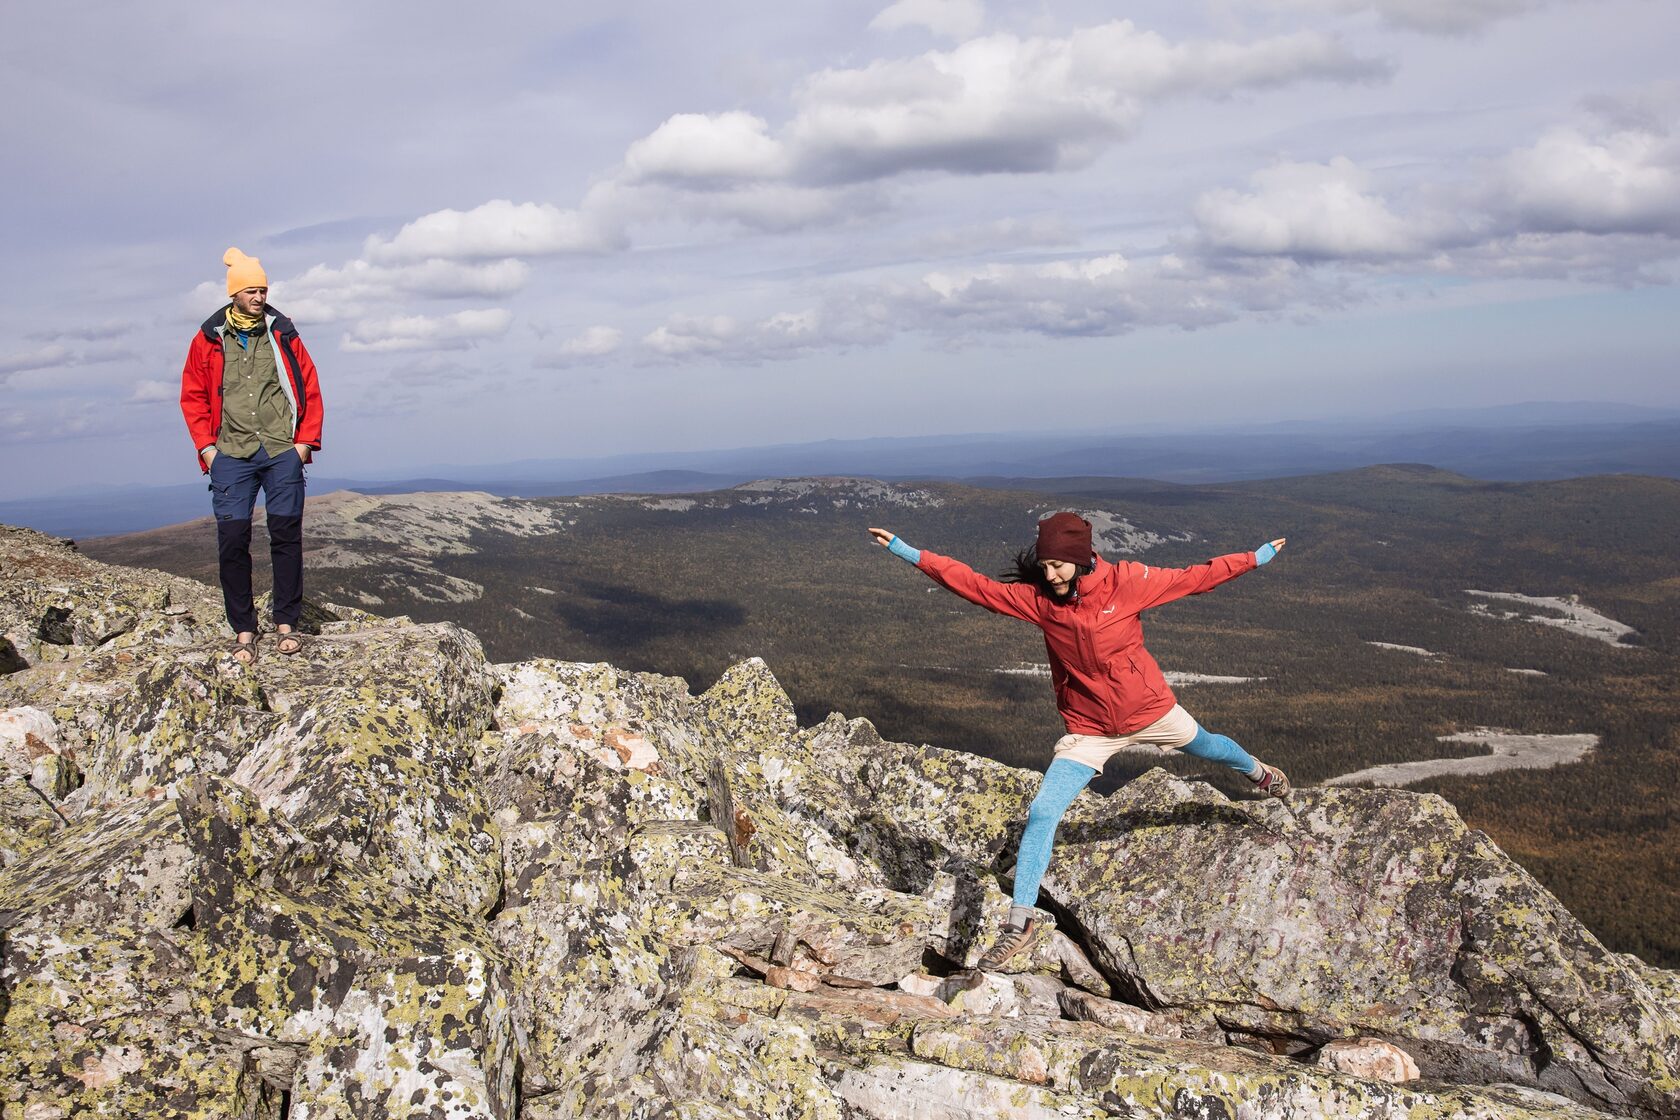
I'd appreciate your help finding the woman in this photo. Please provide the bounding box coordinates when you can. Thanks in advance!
[867,512,1290,971]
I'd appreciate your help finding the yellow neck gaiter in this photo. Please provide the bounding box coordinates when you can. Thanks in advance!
[226,305,263,333]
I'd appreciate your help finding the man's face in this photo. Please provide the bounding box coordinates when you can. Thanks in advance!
[231,286,267,317]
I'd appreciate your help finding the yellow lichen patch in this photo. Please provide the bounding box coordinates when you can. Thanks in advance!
[0,917,265,1116]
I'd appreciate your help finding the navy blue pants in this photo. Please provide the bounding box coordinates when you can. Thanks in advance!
[209,445,306,634]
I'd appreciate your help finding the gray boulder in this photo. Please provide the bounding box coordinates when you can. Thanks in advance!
[1043,769,1680,1115]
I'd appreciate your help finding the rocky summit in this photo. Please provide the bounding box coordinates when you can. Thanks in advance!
[2,520,1678,1120]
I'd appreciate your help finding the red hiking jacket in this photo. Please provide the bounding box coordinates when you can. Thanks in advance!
[916,549,1258,736]
[179,306,323,472]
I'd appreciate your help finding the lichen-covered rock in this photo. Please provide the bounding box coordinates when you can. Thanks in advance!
[1,774,514,1117]
[910,1017,1626,1118]
[800,713,1041,894]
[527,1003,850,1120]
[0,525,224,669]
[3,520,1678,1119]
[1042,769,1680,1115]
[0,778,64,865]
[828,1056,1111,1119]
[0,707,73,863]
[0,791,249,1114]
[72,653,270,807]
[1058,988,1185,1039]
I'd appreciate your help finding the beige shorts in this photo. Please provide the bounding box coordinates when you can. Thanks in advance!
[1052,704,1199,770]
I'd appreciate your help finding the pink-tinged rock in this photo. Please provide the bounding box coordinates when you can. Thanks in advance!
[1058,988,1183,1038]
[603,726,660,770]
[0,707,58,769]
[766,965,822,992]
[1316,1037,1421,1082]
[66,1045,142,1090]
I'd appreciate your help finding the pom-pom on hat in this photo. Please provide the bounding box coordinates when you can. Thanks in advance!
[223,247,268,295]
[1036,511,1093,566]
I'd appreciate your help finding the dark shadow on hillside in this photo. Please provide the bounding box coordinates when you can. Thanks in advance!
[548,580,748,650]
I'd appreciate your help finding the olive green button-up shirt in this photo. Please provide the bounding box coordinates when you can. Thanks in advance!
[216,324,296,459]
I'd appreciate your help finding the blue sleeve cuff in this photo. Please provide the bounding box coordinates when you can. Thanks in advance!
[887,536,921,565]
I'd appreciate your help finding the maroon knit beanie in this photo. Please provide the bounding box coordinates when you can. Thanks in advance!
[1036,512,1092,566]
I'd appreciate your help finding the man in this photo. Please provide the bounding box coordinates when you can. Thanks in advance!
[179,248,323,662]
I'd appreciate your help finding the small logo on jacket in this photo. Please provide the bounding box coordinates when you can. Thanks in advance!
[1102,604,1117,615]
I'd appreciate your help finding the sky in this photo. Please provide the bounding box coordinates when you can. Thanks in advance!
[2,0,1677,500]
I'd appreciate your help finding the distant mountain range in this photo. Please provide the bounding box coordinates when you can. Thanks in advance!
[9,401,1679,538]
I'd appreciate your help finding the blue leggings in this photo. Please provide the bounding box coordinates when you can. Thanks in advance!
[1010,725,1258,909]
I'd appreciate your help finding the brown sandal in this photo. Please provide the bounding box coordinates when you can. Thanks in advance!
[273,629,304,656]
[227,633,260,664]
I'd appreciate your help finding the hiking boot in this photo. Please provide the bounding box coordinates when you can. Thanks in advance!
[1250,761,1291,799]
[976,917,1045,972]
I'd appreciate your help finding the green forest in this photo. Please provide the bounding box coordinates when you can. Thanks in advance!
[88,467,1680,965]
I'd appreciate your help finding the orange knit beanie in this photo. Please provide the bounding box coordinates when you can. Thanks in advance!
[223,247,268,295]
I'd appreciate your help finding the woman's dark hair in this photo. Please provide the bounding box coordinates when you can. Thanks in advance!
[1000,545,1092,593]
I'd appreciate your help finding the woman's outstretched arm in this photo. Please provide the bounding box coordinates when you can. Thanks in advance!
[1126,537,1288,613]
[867,526,920,563]
[867,527,1040,622]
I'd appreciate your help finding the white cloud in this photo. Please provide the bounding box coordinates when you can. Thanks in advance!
[128,379,174,404]
[640,307,883,364]
[364,200,623,263]
[28,320,136,342]
[0,342,132,383]
[623,112,789,184]
[187,280,228,312]
[639,180,891,233]
[782,23,1386,183]
[342,309,514,353]
[184,259,529,326]
[643,315,745,358]
[536,325,624,367]
[201,15,1388,337]
[1492,123,1680,237]
[0,344,74,378]
[611,21,1386,195]
[903,252,1263,336]
[869,0,986,41]
[282,258,531,323]
[561,326,623,357]
[519,82,1680,370]
[1194,157,1422,259]
[1439,231,1680,286]
[623,249,1341,364]
[1183,87,1680,280]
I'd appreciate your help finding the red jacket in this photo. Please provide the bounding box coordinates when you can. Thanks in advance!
[916,549,1258,736]
[179,306,323,471]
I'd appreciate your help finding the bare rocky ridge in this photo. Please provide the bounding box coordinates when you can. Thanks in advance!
[2,522,1678,1118]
